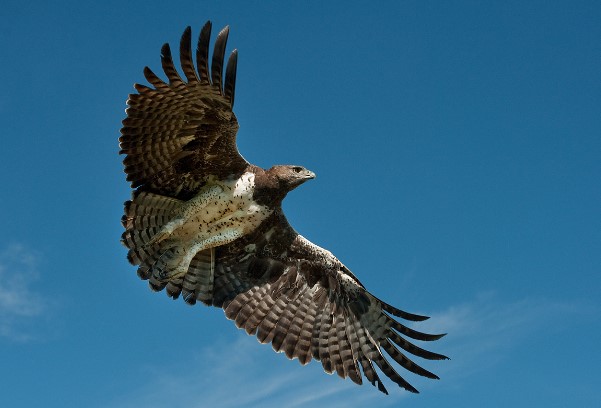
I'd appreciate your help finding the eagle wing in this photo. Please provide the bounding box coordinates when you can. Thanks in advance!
[167,211,448,395]
[120,22,247,200]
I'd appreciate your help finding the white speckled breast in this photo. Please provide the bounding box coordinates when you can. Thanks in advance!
[174,172,273,243]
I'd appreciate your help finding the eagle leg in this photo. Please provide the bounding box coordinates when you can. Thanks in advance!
[144,184,225,247]
[152,245,187,280]
[153,226,246,282]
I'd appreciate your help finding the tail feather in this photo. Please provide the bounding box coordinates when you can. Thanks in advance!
[182,248,215,305]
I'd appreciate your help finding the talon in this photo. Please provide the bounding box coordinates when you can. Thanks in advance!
[153,247,189,282]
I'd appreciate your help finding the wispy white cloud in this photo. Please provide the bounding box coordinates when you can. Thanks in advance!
[106,334,408,408]
[415,292,589,387]
[0,243,51,341]
[103,293,589,407]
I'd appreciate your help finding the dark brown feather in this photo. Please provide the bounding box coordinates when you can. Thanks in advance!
[160,43,184,86]
[196,21,212,84]
[224,50,237,108]
[211,26,229,93]
[179,26,199,84]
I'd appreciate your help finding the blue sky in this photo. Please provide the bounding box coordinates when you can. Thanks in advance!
[1,0,600,406]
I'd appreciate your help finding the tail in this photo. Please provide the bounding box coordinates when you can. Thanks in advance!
[121,191,216,305]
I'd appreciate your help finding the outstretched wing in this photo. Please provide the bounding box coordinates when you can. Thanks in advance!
[157,210,448,395]
[120,22,248,200]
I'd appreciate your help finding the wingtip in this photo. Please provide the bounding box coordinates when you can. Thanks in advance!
[160,42,171,57]
[384,304,431,322]
[423,332,447,341]
[180,26,192,46]
[219,25,230,36]
[399,382,419,394]
[403,383,419,394]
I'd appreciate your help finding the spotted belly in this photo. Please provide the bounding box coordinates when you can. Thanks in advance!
[178,201,273,244]
[164,171,272,247]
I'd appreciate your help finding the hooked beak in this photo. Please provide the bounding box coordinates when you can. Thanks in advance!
[293,168,316,189]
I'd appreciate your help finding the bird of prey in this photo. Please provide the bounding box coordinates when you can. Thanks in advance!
[120,21,447,395]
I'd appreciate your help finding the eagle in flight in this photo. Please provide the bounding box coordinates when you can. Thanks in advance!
[120,21,447,395]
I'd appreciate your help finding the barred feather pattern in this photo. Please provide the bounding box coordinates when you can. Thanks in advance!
[162,248,217,305]
[120,21,247,199]
[121,192,182,269]
[212,223,449,395]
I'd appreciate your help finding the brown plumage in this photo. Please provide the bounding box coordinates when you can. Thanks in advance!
[120,21,447,395]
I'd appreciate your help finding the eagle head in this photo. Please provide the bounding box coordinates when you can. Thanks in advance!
[271,165,316,191]
[253,165,315,206]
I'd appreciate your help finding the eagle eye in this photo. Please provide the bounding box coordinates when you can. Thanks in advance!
[293,166,303,173]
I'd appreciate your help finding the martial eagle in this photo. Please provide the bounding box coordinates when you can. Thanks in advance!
[120,21,447,395]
